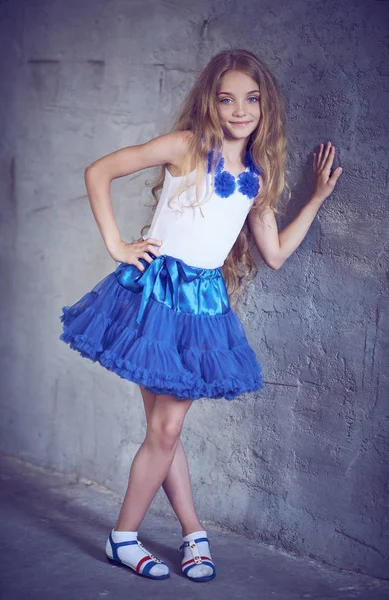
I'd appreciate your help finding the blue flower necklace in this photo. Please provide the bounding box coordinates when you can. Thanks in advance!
[207,148,263,200]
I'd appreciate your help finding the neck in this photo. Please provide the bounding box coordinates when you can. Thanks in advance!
[221,137,250,161]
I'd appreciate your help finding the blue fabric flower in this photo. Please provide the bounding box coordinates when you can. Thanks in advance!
[215,171,236,198]
[207,147,263,199]
[237,171,260,199]
[245,151,263,175]
[207,149,224,174]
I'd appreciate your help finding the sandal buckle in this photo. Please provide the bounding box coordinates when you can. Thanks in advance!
[189,540,202,564]
[137,540,161,563]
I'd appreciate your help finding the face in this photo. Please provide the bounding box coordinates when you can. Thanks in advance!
[215,70,261,141]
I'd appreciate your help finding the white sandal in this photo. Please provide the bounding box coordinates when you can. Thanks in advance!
[106,533,170,580]
[180,535,216,582]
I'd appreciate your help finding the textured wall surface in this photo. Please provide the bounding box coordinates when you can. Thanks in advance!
[1,0,388,579]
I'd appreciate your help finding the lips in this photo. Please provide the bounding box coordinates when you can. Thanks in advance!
[231,121,251,125]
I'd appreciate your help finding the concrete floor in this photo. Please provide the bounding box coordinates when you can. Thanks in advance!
[1,453,388,600]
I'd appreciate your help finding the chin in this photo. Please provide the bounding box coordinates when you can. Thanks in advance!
[225,124,259,139]
[229,129,255,140]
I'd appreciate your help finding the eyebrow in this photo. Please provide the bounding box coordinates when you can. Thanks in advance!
[217,90,260,95]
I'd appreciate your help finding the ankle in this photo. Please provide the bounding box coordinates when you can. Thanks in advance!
[181,524,205,537]
[115,522,140,532]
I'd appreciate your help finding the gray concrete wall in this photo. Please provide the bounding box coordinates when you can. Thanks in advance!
[1,0,388,580]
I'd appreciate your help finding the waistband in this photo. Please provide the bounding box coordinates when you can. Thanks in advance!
[115,253,229,326]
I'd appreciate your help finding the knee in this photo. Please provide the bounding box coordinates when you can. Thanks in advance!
[146,418,183,453]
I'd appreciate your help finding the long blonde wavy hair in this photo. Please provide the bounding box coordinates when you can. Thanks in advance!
[142,48,289,302]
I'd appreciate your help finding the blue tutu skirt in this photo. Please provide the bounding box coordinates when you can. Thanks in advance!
[59,253,264,400]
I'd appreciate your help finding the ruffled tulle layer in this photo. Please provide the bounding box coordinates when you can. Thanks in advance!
[59,259,264,400]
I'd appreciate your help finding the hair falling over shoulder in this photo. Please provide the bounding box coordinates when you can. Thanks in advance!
[143,48,290,302]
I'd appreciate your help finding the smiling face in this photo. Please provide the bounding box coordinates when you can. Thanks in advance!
[215,69,261,141]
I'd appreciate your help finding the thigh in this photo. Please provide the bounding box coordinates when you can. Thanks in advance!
[139,385,157,424]
[155,392,193,419]
[147,392,193,439]
[139,386,193,428]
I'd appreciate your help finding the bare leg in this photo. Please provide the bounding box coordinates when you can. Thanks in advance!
[139,385,204,537]
[115,391,193,532]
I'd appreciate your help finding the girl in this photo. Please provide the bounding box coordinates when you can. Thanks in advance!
[59,49,342,582]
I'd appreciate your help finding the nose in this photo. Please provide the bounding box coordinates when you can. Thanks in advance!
[232,101,246,116]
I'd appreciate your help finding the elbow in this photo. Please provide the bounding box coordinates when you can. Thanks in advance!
[84,163,95,176]
[267,256,284,270]
[84,164,100,191]
[269,262,281,271]
[85,163,112,183]
[84,163,103,183]
[84,165,92,182]
[85,158,102,175]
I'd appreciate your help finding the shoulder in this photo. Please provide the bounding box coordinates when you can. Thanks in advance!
[168,130,194,159]
[165,130,196,177]
[131,130,194,174]
[159,129,193,149]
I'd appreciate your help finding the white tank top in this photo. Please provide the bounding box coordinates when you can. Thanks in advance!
[142,149,261,269]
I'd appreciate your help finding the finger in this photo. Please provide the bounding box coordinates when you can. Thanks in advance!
[146,238,163,246]
[329,166,343,183]
[318,143,329,170]
[141,252,154,264]
[322,141,332,165]
[134,259,145,272]
[313,153,318,180]
[323,146,336,172]
[147,244,161,256]
[317,143,323,163]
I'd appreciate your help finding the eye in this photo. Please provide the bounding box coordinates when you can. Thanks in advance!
[248,96,259,103]
[220,98,232,104]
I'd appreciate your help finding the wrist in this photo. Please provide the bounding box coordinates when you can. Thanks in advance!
[310,194,326,207]
[105,237,123,255]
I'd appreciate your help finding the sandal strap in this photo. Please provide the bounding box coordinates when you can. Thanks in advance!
[180,538,213,566]
[136,554,166,574]
[183,559,215,577]
[179,536,210,551]
[182,556,212,568]
[180,537,216,579]
[137,540,162,563]
[109,533,137,562]
[189,540,202,564]
[109,534,163,567]
[142,560,163,576]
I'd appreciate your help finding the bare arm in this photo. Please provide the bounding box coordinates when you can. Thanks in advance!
[84,130,192,270]
[248,141,343,270]
[248,198,324,270]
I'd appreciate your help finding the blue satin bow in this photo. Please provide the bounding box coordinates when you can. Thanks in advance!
[116,254,225,326]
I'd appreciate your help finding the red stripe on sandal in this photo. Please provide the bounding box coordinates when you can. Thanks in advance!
[182,556,211,568]
[136,555,152,573]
